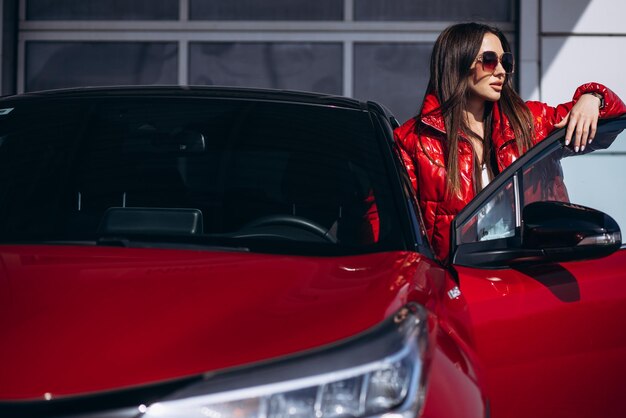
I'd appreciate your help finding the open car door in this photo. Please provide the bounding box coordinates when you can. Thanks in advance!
[450,117,626,418]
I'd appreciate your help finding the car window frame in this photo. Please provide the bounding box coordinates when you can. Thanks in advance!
[450,115,626,268]
[368,106,434,258]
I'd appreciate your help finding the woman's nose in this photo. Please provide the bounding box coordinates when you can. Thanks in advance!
[493,60,506,76]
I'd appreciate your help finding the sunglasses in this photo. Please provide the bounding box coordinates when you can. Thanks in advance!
[476,51,514,74]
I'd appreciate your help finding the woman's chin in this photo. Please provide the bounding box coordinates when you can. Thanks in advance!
[485,92,502,102]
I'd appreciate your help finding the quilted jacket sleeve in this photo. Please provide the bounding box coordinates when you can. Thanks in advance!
[572,82,626,119]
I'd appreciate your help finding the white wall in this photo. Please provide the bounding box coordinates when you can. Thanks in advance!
[521,0,626,104]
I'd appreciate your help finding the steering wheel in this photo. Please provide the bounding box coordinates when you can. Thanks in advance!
[237,215,337,244]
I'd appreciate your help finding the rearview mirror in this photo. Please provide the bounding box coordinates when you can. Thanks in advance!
[98,207,204,236]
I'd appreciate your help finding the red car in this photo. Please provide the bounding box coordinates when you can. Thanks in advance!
[0,87,624,418]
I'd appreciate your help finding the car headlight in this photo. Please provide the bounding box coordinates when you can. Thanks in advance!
[142,304,429,418]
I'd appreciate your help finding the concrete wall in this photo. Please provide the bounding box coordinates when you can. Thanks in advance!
[520,0,626,103]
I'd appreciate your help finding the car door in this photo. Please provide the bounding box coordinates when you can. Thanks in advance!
[450,117,626,418]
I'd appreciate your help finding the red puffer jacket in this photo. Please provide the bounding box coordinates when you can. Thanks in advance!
[394,82,626,263]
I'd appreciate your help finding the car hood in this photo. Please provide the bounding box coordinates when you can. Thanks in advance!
[0,245,427,401]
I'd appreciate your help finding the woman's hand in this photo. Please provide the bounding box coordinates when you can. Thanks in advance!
[554,93,602,152]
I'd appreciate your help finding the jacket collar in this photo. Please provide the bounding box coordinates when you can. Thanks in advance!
[418,93,516,149]
[420,93,446,134]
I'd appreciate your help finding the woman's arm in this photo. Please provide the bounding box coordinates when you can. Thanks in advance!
[526,82,626,151]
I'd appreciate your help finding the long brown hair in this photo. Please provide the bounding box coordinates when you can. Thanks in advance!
[420,22,534,196]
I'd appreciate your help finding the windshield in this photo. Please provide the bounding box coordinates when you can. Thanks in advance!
[0,96,405,255]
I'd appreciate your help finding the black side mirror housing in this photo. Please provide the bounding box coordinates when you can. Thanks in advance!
[452,201,621,268]
[522,201,621,261]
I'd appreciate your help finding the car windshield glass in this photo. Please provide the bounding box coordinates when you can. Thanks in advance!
[0,96,404,255]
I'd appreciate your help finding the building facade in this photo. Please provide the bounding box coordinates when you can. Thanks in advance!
[1,0,516,123]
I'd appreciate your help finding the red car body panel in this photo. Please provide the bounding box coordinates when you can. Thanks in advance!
[0,245,480,407]
[456,248,626,418]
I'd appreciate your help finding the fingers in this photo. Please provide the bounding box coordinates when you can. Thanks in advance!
[589,120,597,143]
[563,113,578,147]
[562,96,601,152]
[568,112,600,151]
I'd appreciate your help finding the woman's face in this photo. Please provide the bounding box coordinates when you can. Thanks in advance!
[467,32,507,103]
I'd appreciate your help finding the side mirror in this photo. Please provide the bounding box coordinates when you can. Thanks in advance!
[452,201,621,268]
[522,201,621,262]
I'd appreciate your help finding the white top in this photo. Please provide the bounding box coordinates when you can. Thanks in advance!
[480,163,490,190]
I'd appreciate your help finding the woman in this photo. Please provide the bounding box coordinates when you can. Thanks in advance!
[394,22,626,263]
